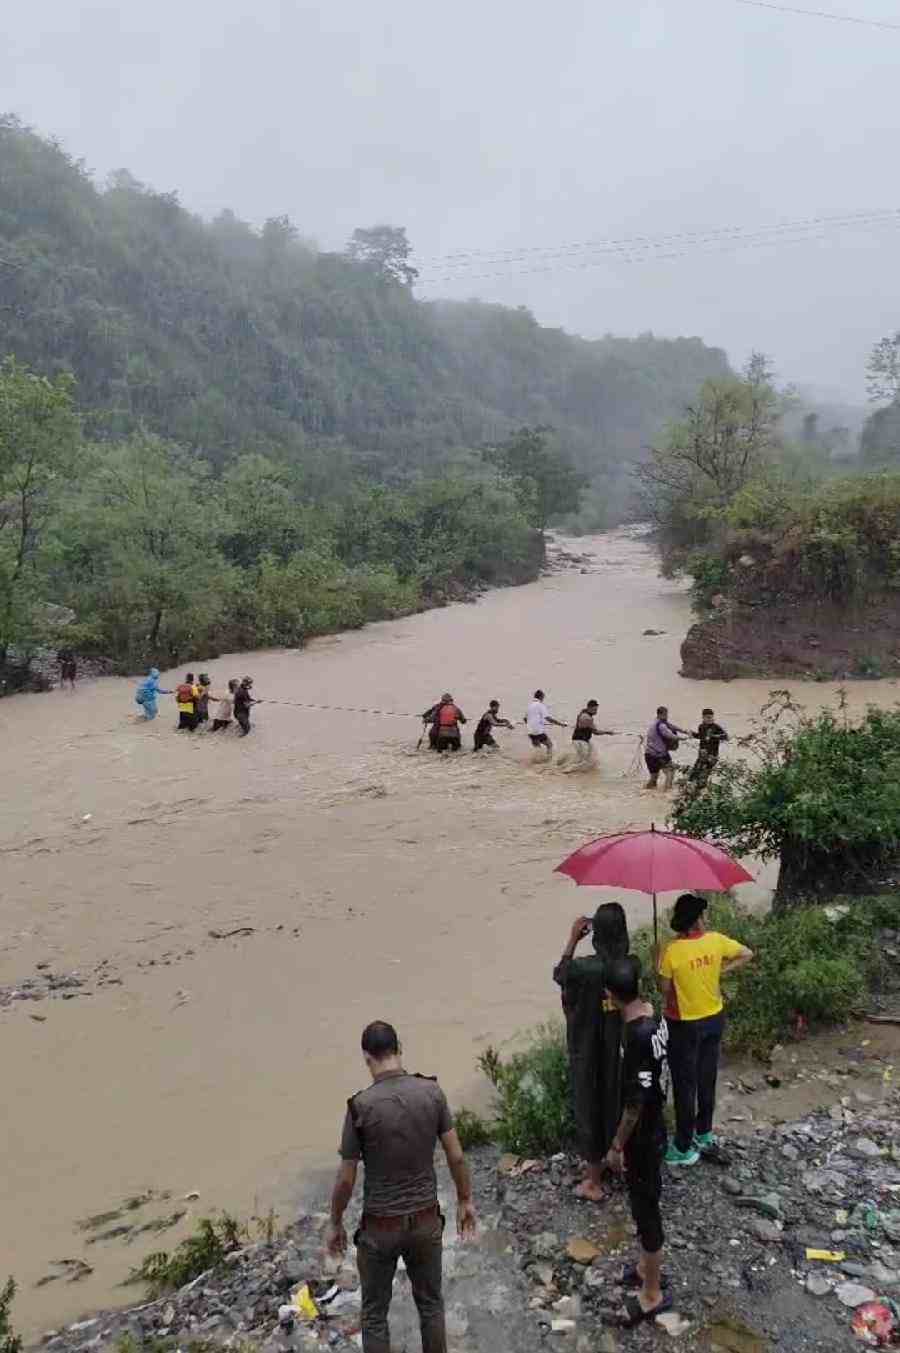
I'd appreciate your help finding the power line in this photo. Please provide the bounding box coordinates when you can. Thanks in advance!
[412,209,900,277]
[734,0,900,31]
[414,209,900,288]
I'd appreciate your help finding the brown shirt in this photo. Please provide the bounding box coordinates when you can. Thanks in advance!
[339,1069,453,1216]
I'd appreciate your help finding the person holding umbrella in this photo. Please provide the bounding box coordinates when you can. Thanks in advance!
[658,893,754,1166]
[554,903,629,1201]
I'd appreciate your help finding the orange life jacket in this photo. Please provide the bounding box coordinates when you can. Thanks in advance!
[177,682,195,705]
[438,702,460,727]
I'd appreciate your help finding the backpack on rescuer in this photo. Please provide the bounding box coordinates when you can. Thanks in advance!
[438,702,459,727]
[177,682,195,705]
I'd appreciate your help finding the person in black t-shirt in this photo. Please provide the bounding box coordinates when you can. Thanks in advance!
[473,700,513,751]
[689,707,729,786]
[234,676,258,737]
[604,955,673,1326]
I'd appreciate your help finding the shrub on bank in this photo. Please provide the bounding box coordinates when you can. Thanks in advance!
[477,1023,573,1156]
[0,1279,21,1353]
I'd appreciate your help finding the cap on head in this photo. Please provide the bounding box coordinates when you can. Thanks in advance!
[702,707,714,717]
[671,893,708,933]
[242,675,253,686]
[587,699,598,711]
[604,955,641,1005]
[441,692,452,702]
[361,1020,399,1061]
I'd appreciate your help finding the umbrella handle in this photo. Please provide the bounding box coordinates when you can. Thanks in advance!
[653,892,659,953]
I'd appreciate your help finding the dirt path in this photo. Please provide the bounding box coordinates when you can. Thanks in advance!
[2,528,896,1338]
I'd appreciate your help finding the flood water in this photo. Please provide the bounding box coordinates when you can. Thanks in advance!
[1,527,896,1336]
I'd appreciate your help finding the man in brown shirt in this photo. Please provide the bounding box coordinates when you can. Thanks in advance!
[326,1021,476,1353]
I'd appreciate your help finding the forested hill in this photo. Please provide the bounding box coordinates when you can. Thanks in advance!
[0,117,728,513]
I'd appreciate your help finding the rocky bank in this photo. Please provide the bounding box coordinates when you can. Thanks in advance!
[34,1045,900,1353]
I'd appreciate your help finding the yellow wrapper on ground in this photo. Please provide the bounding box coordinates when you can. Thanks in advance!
[805,1248,845,1262]
[293,1283,319,1319]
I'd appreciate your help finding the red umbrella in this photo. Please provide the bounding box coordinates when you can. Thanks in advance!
[555,824,754,945]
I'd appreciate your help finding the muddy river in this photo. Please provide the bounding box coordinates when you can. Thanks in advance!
[1,528,896,1337]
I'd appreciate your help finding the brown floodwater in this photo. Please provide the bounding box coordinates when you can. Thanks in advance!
[1,528,896,1337]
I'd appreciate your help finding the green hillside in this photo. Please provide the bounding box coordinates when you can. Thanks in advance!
[0,115,729,512]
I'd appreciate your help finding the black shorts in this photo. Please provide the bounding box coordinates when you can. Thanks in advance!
[625,1130,665,1253]
[437,733,461,752]
[644,752,672,776]
[473,732,497,750]
[529,733,550,748]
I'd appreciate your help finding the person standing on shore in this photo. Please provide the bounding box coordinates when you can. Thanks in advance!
[327,1020,476,1353]
[554,903,630,1201]
[658,893,754,1166]
[604,955,672,1326]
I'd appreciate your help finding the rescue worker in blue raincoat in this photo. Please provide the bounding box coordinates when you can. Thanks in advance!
[134,668,170,720]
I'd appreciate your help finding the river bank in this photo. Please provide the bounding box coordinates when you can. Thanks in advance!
[26,1021,900,1353]
[681,598,900,682]
[3,526,898,1339]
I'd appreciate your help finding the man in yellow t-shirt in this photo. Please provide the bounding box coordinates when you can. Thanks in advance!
[657,893,753,1166]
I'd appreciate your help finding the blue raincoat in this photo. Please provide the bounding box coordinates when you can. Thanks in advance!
[135,668,165,719]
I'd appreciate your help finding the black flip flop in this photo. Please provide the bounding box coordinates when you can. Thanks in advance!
[616,1291,674,1328]
[620,1263,671,1290]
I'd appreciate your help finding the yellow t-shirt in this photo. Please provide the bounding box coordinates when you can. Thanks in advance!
[658,930,744,1021]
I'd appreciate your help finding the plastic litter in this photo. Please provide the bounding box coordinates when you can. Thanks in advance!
[851,1300,899,1347]
[292,1283,320,1320]
[806,1249,846,1262]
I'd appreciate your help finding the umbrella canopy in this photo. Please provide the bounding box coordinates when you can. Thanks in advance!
[556,828,753,898]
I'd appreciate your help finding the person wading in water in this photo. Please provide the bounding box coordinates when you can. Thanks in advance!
[525,689,567,760]
[176,673,199,731]
[473,700,513,752]
[434,694,466,753]
[554,903,630,1201]
[569,699,615,768]
[644,706,690,790]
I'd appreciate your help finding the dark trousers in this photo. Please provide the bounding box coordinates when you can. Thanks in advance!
[625,1126,666,1252]
[667,1012,725,1151]
[235,709,251,736]
[356,1212,446,1353]
[178,711,198,731]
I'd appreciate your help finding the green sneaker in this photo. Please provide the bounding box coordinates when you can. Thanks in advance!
[694,1131,717,1149]
[665,1143,700,1167]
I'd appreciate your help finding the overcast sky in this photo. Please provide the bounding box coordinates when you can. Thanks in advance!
[4,0,899,400]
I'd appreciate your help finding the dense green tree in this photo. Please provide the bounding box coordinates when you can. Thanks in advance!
[345,224,418,286]
[0,356,80,665]
[672,697,900,909]
[483,426,583,535]
[48,433,234,665]
[0,118,730,502]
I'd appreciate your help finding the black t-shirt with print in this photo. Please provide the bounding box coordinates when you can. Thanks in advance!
[622,1013,668,1142]
[695,722,727,758]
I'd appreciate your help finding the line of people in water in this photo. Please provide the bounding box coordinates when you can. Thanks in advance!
[134,669,259,736]
[421,691,729,787]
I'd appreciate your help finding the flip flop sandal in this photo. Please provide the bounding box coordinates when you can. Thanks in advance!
[620,1263,671,1290]
[616,1291,674,1328]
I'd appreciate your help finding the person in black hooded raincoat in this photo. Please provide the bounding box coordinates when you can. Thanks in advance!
[553,901,630,1201]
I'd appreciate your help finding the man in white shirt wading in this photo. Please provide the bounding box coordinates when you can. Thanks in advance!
[525,689,568,760]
